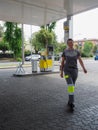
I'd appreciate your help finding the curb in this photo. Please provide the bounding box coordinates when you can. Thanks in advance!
[0,64,59,69]
[13,71,60,77]
[0,65,32,69]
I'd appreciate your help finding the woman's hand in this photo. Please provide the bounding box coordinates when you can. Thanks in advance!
[83,68,87,73]
[60,71,63,78]
[60,57,65,78]
[78,57,87,74]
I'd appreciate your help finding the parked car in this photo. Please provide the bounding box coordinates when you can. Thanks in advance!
[94,54,98,60]
[94,50,98,60]
[25,54,41,61]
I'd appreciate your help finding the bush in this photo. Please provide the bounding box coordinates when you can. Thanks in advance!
[0,41,9,53]
[81,51,89,57]
[25,50,31,56]
[0,53,13,58]
[89,53,93,57]
[81,51,93,57]
[16,57,22,62]
[82,41,93,57]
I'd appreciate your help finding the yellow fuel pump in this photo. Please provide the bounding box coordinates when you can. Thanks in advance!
[39,45,53,72]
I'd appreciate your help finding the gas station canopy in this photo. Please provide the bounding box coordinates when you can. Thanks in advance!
[0,0,98,26]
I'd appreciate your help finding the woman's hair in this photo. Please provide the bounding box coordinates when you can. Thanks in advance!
[67,38,73,44]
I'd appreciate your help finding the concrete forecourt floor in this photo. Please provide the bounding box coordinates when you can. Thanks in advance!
[0,60,98,130]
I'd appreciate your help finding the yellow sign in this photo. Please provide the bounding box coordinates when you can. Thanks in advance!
[64,26,69,31]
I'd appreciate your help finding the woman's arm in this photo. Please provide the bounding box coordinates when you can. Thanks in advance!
[78,56,87,73]
[60,57,65,77]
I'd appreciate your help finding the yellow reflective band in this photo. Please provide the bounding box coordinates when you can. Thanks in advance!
[64,75,69,79]
[67,86,75,93]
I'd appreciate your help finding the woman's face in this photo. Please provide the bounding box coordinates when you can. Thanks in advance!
[67,40,73,49]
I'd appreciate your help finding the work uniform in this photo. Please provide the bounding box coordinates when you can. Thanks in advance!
[62,49,80,105]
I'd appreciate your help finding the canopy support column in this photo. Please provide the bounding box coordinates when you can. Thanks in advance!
[64,16,73,43]
[22,23,25,65]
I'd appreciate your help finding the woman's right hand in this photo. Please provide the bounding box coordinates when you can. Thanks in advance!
[83,68,87,73]
[60,71,63,78]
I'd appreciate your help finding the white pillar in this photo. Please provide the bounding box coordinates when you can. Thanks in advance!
[30,25,32,55]
[30,25,33,73]
[22,24,25,65]
[64,16,73,43]
[69,16,73,39]
[64,20,69,43]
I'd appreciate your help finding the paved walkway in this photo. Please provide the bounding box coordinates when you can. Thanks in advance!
[0,69,98,130]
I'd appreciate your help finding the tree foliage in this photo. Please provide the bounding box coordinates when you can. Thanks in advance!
[0,40,9,53]
[58,42,67,52]
[35,29,54,48]
[82,41,93,57]
[92,44,98,54]
[0,24,4,37]
[31,32,42,53]
[4,22,22,58]
[41,22,56,32]
[31,21,57,54]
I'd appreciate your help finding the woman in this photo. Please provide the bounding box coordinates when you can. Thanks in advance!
[60,38,87,109]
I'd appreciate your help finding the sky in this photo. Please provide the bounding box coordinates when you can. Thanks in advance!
[73,8,98,40]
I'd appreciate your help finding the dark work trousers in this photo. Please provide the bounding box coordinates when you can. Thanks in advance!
[64,68,78,104]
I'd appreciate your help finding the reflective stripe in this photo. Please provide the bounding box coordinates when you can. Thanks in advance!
[69,93,74,95]
[67,85,75,93]
[64,75,69,79]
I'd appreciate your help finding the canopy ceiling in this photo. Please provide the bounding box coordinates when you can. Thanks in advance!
[0,0,98,26]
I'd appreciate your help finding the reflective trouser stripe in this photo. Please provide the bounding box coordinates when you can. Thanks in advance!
[64,75,69,79]
[67,85,75,94]
[64,74,75,95]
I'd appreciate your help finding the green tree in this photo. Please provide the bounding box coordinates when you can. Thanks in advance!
[31,29,57,54]
[36,29,53,48]
[53,42,59,54]
[0,24,4,37]
[82,41,93,57]
[31,22,57,54]
[0,40,9,53]
[58,42,67,52]
[92,44,98,54]
[13,24,22,57]
[4,22,22,59]
[41,22,56,32]
[31,32,42,53]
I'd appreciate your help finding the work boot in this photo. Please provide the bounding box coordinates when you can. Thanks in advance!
[67,101,70,106]
[70,103,75,109]
[67,101,75,110]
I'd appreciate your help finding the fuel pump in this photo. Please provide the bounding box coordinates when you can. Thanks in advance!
[39,45,54,72]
